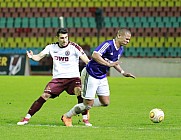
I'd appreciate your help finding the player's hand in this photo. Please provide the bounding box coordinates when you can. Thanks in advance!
[26,50,33,59]
[123,73,136,79]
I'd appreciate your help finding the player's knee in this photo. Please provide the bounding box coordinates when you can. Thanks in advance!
[74,104,86,114]
[102,103,109,107]
[74,104,92,114]
[74,87,81,96]
[42,93,51,100]
[85,105,92,110]
[102,101,110,107]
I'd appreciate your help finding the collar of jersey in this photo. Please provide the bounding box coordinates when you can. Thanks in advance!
[57,41,70,48]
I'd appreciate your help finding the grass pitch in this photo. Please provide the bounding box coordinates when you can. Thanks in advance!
[0,76,181,140]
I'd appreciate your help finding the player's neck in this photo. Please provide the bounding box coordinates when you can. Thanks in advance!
[58,42,69,48]
[114,38,121,48]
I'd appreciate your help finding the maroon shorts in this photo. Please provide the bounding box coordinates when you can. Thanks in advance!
[44,78,81,98]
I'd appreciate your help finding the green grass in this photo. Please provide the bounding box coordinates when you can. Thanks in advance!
[0,76,181,140]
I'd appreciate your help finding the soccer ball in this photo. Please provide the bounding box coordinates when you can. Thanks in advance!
[149,108,164,123]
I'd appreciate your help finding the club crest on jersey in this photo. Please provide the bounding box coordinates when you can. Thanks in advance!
[65,50,70,56]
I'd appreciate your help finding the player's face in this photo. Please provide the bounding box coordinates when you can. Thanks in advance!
[57,33,69,46]
[118,33,131,46]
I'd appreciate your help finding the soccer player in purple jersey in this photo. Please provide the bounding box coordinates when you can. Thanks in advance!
[17,28,92,126]
[62,28,136,126]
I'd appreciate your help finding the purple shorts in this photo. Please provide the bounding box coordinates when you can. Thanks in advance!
[44,78,81,98]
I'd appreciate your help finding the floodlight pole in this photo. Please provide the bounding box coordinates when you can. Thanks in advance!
[59,16,64,28]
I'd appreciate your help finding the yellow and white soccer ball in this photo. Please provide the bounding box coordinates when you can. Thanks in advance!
[149,108,164,123]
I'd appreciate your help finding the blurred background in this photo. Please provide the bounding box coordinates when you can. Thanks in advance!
[0,0,180,76]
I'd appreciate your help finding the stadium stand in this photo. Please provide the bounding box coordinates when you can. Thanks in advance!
[0,0,180,66]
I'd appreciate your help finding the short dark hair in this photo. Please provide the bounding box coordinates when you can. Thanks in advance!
[118,28,131,35]
[56,28,68,36]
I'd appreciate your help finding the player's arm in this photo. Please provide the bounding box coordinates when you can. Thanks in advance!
[114,64,136,79]
[27,50,46,61]
[79,54,90,64]
[92,51,119,67]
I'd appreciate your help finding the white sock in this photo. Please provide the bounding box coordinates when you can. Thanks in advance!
[82,115,88,120]
[66,103,86,118]
[93,98,102,107]
[25,114,31,119]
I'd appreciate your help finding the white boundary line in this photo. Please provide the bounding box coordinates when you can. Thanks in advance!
[8,123,181,130]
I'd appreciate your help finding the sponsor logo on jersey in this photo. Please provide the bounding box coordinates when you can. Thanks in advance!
[54,56,69,61]
[65,50,70,56]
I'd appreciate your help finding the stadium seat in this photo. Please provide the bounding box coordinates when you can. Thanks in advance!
[14,18,22,28]
[29,2,36,7]
[37,17,44,28]
[65,1,72,7]
[38,37,45,47]
[43,2,51,7]
[66,17,74,28]
[7,38,16,48]
[15,37,22,47]
[131,1,138,7]
[22,18,29,28]
[31,37,38,48]
[104,17,111,28]
[51,1,59,7]
[164,47,176,57]
[29,18,36,28]
[7,1,14,7]
[81,17,89,28]
[80,1,87,7]
[128,47,138,57]
[0,2,7,7]
[88,18,96,28]
[101,1,109,7]
[111,17,119,27]
[21,1,29,7]
[145,1,152,7]
[52,18,59,28]
[23,37,30,47]
[44,17,52,28]
[0,18,6,28]
[6,18,14,28]
[36,1,43,7]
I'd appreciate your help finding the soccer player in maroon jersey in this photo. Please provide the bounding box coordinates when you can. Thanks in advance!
[17,28,92,126]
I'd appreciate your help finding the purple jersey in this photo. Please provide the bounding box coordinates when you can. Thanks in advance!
[86,39,124,79]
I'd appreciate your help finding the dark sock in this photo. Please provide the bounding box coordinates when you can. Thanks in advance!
[28,96,46,116]
[77,95,87,115]
[77,95,83,104]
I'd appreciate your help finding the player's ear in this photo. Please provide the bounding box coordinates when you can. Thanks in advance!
[117,34,122,39]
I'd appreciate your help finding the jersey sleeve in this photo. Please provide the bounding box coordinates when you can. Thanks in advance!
[41,44,51,55]
[73,43,85,57]
[94,41,110,56]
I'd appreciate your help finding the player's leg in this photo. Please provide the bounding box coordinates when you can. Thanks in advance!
[79,67,91,120]
[76,92,92,126]
[81,68,103,107]
[62,75,98,123]
[17,92,51,125]
[96,77,110,106]
[61,77,92,126]
[17,79,62,125]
